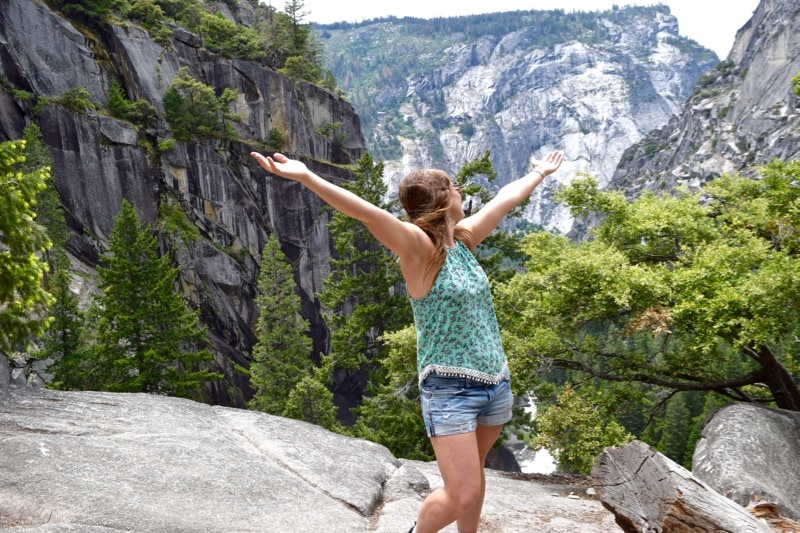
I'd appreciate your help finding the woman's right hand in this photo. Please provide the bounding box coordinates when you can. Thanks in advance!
[251,152,310,183]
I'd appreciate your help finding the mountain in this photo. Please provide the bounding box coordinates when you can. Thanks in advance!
[0,0,365,405]
[611,0,800,195]
[318,5,718,233]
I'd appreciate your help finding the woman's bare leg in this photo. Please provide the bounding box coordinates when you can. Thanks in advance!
[456,424,504,533]
[415,424,504,533]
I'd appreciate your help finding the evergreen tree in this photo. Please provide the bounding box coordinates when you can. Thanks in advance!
[281,355,340,431]
[319,153,412,375]
[15,123,89,388]
[90,200,217,397]
[248,233,314,415]
[42,263,88,389]
[163,67,236,141]
[657,392,692,467]
[317,151,413,432]
[0,139,53,352]
[351,326,433,460]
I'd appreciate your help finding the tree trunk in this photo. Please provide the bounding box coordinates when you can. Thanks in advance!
[592,440,773,532]
[753,345,800,411]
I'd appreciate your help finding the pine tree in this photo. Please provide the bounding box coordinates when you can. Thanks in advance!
[248,233,314,415]
[657,392,692,467]
[43,263,88,389]
[281,354,340,431]
[317,153,413,433]
[319,153,412,374]
[90,200,217,397]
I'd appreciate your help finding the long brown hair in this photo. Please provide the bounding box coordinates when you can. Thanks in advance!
[399,169,474,277]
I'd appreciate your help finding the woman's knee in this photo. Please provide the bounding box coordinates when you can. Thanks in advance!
[449,482,483,512]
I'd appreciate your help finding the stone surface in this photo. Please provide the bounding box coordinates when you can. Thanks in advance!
[692,403,800,521]
[0,385,621,532]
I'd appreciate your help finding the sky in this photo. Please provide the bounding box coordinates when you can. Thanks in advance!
[298,0,761,59]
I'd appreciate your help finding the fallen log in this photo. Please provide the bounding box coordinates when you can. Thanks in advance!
[592,440,772,532]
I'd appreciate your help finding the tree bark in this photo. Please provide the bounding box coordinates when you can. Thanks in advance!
[592,440,773,533]
[749,345,800,411]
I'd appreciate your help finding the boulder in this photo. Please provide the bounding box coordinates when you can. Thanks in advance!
[692,403,800,521]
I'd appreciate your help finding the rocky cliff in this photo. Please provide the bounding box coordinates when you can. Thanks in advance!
[0,384,621,532]
[611,0,800,195]
[0,0,365,404]
[321,6,717,233]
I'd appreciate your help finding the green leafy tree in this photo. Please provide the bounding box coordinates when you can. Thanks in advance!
[89,200,218,397]
[199,11,264,60]
[248,234,315,415]
[534,385,633,474]
[163,67,237,141]
[279,55,322,83]
[0,139,54,352]
[497,162,800,418]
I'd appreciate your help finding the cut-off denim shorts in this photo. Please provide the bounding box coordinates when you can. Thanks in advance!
[420,375,513,437]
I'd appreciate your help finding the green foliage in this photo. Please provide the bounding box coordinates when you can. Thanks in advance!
[127,0,166,31]
[351,325,433,460]
[41,263,89,389]
[454,150,530,282]
[318,153,412,373]
[107,79,158,130]
[57,87,98,114]
[281,361,340,431]
[199,10,264,60]
[158,138,177,152]
[47,0,125,24]
[248,234,316,415]
[21,124,87,388]
[107,79,132,120]
[266,128,286,151]
[0,139,54,352]
[793,71,800,97]
[497,163,800,425]
[163,67,238,141]
[279,55,322,83]
[534,385,633,474]
[158,198,200,243]
[86,200,218,396]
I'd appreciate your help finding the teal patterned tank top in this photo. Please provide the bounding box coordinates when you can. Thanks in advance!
[410,240,509,384]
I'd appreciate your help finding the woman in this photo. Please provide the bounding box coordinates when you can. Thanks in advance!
[251,149,563,533]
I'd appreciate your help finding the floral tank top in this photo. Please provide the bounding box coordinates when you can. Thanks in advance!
[410,240,509,384]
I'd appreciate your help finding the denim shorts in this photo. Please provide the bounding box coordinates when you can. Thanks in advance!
[420,375,513,437]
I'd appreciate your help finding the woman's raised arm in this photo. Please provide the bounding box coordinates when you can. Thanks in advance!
[458,150,563,246]
[251,152,429,261]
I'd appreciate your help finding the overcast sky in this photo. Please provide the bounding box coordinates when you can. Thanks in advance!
[297,0,760,59]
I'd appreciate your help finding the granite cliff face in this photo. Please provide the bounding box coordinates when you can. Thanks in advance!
[321,6,717,233]
[611,0,800,195]
[0,0,365,404]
